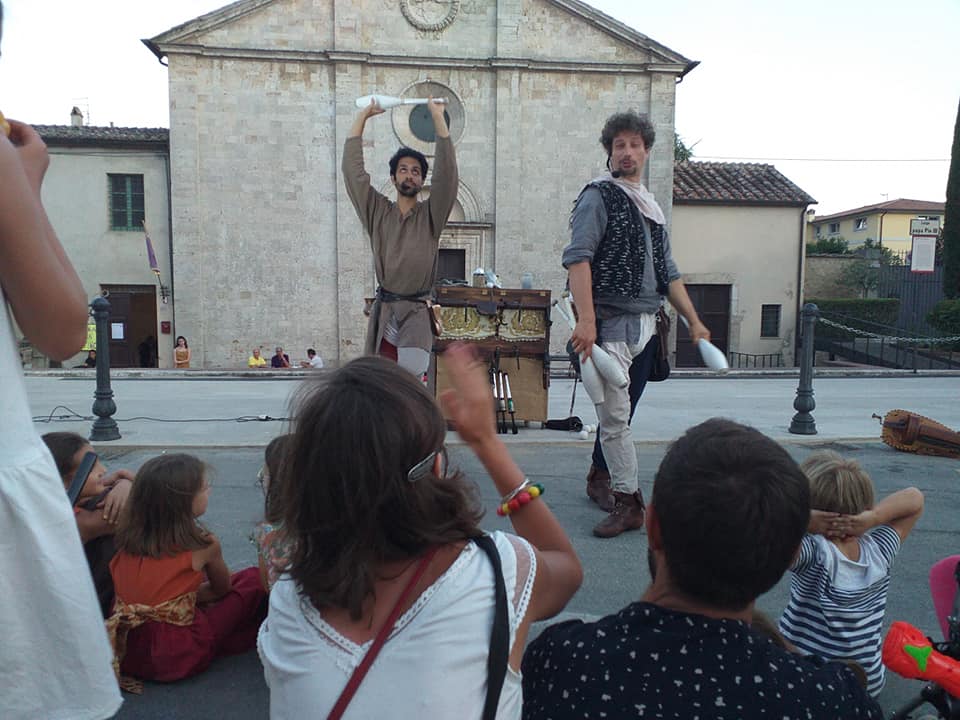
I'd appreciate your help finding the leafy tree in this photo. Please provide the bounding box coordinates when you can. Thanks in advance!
[945,97,960,298]
[927,298,960,348]
[674,133,694,163]
[860,237,900,266]
[839,259,880,298]
[806,236,850,255]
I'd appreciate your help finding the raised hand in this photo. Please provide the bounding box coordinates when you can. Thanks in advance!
[362,97,385,119]
[5,119,49,195]
[439,343,496,447]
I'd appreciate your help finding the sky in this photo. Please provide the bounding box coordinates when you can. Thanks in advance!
[0,0,957,216]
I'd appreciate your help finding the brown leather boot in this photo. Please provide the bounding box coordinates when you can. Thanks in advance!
[592,490,646,538]
[585,465,615,512]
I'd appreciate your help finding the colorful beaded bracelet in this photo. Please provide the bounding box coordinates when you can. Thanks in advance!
[496,482,545,516]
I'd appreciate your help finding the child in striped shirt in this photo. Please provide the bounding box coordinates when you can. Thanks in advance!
[779,450,924,696]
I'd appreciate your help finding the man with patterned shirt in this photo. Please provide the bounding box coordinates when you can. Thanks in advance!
[522,419,883,720]
[565,110,709,538]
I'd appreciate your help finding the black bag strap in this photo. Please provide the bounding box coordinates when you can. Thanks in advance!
[473,534,509,720]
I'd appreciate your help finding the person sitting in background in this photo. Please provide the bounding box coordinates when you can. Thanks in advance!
[299,348,323,369]
[779,450,924,697]
[42,431,134,617]
[522,418,883,720]
[271,346,290,369]
[248,347,267,368]
[74,348,96,368]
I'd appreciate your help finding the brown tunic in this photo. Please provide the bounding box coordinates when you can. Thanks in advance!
[342,135,458,354]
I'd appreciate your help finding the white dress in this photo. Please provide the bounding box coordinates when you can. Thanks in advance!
[0,301,122,719]
[259,531,536,720]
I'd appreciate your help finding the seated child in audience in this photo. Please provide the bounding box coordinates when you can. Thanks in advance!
[252,434,294,591]
[779,450,924,697]
[107,453,266,691]
[42,431,134,616]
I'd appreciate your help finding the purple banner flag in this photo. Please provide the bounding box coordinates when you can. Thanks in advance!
[144,232,161,277]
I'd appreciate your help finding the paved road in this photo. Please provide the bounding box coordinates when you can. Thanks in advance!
[25,371,960,448]
[96,441,960,720]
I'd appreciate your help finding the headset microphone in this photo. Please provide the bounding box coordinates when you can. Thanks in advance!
[610,170,622,178]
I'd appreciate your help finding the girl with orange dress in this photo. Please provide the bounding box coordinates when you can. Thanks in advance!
[107,453,265,691]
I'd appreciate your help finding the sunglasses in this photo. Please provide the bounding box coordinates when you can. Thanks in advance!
[407,447,448,483]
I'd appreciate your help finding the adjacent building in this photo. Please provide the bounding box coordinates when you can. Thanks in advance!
[37,120,174,369]
[672,161,816,367]
[808,198,945,254]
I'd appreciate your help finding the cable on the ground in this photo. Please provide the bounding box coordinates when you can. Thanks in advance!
[33,405,289,424]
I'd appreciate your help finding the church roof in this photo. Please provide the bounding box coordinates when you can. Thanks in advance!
[144,0,696,75]
[37,125,169,148]
[673,161,816,207]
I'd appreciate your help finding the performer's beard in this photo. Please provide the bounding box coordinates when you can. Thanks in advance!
[397,181,421,197]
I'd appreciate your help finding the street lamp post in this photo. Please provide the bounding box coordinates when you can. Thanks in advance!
[789,303,819,435]
[89,296,121,441]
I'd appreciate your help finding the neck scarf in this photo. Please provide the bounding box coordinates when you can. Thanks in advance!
[591,171,666,226]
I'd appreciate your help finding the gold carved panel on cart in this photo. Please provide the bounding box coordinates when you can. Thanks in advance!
[499,308,547,341]
[432,287,552,423]
[438,306,500,340]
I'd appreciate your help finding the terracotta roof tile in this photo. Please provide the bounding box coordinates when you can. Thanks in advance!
[37,125,168,147]
[813,198,945,222]
[673,161,815,206]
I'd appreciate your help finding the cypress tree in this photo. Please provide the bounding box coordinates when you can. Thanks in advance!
[944,97,960,298]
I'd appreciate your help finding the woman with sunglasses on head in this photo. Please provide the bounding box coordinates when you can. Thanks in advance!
[258,346,583,720]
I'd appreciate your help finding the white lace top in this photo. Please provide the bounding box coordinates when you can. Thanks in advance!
[258,531,537,720]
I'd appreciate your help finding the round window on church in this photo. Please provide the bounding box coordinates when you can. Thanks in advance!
[408,105,451,144]
[391,81,465,155]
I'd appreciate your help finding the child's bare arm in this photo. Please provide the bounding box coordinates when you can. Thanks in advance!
[195,535,232,604]
[834,487,924,541]
[74,508,114,543]
[98,478,132,524]
[0,121,88,359]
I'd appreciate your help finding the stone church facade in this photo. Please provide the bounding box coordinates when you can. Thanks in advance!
[146,0,694,367]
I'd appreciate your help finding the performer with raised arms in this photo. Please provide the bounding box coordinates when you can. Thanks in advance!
[342,96,458,381]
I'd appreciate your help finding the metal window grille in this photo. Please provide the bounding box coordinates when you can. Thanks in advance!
[760,304,781,337]
[108,174,145,231]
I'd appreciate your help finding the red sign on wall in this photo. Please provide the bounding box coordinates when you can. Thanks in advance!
[160,321,171,334]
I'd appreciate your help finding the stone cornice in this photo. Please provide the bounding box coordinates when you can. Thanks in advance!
[144,0,698,77]
[148,43,688,75]
[544,0,697,77]
[143,0,274,61]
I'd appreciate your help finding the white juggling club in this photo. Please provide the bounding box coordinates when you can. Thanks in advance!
[680,316,729,372]
[558,296,628,390]
[552,299,604,403]
[355,94,449,109]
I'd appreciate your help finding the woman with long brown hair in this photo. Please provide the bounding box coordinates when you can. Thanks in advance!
[258,345,582,719]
